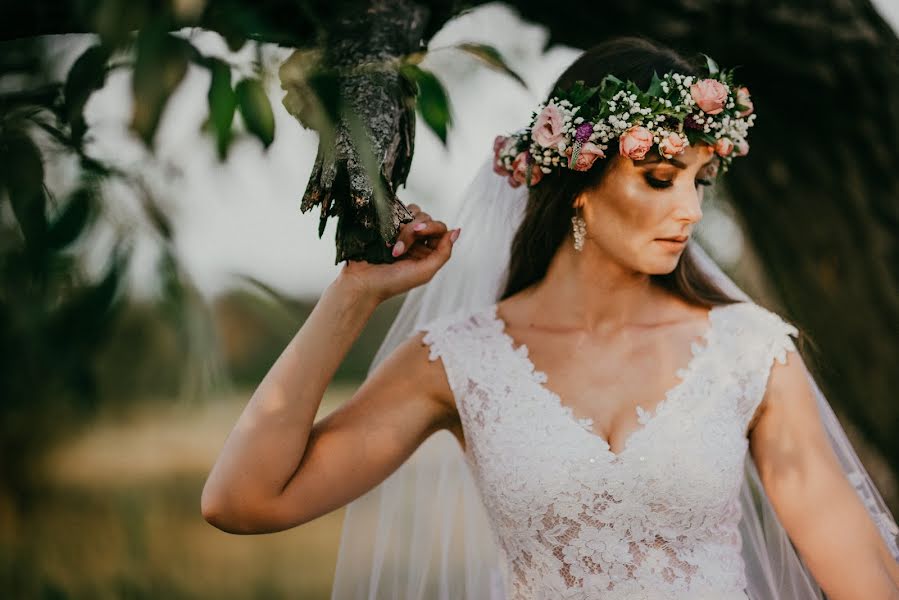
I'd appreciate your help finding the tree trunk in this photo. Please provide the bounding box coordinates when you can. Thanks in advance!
[297,0,428,264]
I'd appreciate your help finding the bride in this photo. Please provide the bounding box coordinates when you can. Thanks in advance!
[201,37,899,599]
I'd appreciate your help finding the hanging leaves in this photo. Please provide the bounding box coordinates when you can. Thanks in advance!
[235,78,275,148]
[64,44,111,146]
[47,187,94,251]
[399,63,452,145]
[130,26,189,147]
[0,129,47,250]
[455,42,527,88]
[205,58,237,160]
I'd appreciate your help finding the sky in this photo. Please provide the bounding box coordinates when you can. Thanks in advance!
[48,1,899,300]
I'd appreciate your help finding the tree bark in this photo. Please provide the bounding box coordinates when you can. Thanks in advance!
[298,0,428,264]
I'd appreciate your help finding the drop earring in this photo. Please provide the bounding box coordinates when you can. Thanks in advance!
[571,205,586,252]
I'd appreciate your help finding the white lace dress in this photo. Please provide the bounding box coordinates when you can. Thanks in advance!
[416,300,799,600]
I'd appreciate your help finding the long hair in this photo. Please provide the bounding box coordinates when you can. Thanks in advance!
[500,36,739,309]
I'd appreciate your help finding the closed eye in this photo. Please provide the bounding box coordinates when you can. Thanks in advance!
[645,175,713,190]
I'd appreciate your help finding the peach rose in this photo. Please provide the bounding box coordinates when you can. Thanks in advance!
[658,132,687,159]
[690,78,728,115]
[715,137,734,157]
[735,86,753,117]
[732,136,749,157]
[565,142,605,171]
[619,126,654,160]
[510,151,543,187]
[532,104,565,148]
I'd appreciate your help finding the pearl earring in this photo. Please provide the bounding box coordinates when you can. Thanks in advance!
[571,206,586,252]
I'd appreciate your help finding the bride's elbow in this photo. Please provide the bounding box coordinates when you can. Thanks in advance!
[200,487,301,534]
[201,486,264,534]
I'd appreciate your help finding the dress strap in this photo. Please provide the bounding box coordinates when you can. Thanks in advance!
[718,302,800,435]
[414,304,496,402]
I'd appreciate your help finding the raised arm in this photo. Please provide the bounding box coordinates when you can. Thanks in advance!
[749,348,899,599]
[201,206,462,534]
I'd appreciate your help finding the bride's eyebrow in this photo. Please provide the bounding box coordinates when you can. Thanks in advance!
[635,155,687,169]
[636,155,715,171]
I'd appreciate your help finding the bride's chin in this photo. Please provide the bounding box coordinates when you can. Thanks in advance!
[642,256,681,275]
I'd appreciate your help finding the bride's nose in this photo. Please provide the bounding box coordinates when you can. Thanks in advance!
[672,187,704,223]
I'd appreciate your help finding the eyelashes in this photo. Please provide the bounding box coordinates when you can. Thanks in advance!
[645,175,713,190]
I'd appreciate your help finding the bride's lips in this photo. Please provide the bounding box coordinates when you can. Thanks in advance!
[655,236,689,249]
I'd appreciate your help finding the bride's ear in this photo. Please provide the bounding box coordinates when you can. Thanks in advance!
[572,194,585,211]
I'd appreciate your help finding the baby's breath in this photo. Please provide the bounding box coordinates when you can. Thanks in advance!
[493,60,755,186]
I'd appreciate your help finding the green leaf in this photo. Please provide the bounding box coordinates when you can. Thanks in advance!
[454,43,527,88]
[130,27,189,147]
[64,44,111,145]
[400,64,452,145]
[206,58,236,160]
[604,74,623,85]
[0,129,47,248]
[235,78,275,148]
[306,70,343,125]
[647,71,663,96]
[47,187,94,250]
[49,242,129,348]
[703,54,720,76]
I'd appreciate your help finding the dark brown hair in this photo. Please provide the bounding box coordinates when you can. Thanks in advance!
[500,36,739,310]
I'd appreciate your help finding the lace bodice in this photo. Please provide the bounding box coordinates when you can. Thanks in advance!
[416,300,799,600]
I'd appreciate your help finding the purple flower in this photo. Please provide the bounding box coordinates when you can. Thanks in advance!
[575,122,593,143]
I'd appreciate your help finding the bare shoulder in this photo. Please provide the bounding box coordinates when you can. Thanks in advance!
[380,328,459,429]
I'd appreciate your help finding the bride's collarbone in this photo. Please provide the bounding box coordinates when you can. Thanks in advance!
[494,306,716,445]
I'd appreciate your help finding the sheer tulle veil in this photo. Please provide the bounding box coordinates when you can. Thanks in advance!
[329,155,899,599]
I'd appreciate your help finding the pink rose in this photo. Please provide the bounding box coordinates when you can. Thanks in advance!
[733,136,749,157]
[690,78,728,115]
[493,135,507,156]
[493,135,510,175]
[532,104,565,148]
[715,137,734,157]
[565,142,605,171]
[510,151,543,187]
[735,86,753,117]
[619,126,654,160]
[658,132,687,159]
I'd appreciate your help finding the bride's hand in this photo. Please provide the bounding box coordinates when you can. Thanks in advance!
[338,203,461,303]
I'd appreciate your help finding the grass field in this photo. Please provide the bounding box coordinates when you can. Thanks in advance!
[3,385,358,600]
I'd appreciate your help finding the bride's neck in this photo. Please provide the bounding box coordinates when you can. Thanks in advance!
[523,238,670,332]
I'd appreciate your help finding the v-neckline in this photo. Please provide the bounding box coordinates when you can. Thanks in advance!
[485,302,729,459]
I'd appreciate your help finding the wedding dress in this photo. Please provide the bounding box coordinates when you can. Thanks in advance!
[415,300,797,599]
[329,156,899,600]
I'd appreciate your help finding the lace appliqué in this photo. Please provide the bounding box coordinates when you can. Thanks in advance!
[416,301,801,600]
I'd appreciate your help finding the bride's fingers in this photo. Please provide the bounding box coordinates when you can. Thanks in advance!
[410,220,447,240]
[391,213,434,257]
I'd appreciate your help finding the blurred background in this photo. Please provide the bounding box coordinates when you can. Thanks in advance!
[1,1,898,598]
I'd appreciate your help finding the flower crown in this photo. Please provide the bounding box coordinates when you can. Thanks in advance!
[493,56,755,188]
